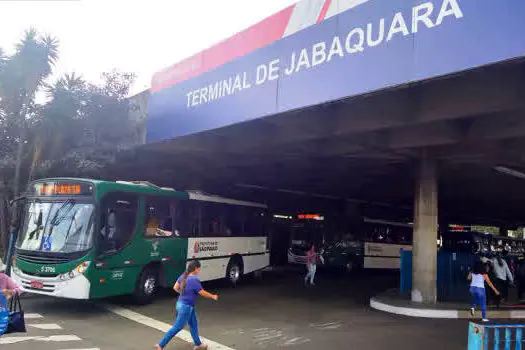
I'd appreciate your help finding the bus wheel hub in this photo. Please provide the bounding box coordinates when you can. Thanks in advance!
[144,276,156,295]
[230,266,240,282]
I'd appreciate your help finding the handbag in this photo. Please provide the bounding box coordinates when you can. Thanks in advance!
[0,295,8,336]
[6,293,26,334]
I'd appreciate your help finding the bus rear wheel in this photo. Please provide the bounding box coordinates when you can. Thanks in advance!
[134,266,158,304]
[226,257,243,286]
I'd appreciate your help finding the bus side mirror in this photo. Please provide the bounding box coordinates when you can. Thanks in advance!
[9,196,26,207]
[8,196,26,230]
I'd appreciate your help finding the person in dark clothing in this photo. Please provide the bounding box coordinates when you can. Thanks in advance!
[483,255,498,307]
[517,260,525,301]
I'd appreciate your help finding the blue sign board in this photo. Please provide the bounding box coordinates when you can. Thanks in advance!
[42,235,52,251]
[147,0,525,142]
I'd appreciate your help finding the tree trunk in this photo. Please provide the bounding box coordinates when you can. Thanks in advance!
[13,126,26,198]
[27,137,42,183]
[0,188,9,260]
[13,89,36,198]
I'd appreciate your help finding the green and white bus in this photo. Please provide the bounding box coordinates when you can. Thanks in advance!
[11,178,269,303]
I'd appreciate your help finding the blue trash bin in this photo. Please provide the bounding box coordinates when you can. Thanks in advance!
[468,322,525,350]
[0,295,8,336]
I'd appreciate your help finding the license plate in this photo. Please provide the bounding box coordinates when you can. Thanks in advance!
[30,280,44,289]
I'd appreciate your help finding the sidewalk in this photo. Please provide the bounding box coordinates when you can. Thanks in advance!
[370,289,525,319]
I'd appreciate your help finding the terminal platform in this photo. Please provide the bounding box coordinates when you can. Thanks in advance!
[371,289,525,319]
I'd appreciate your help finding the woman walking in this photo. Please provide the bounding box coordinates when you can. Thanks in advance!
[304,244,321,286]
[469,261,499,322]
[156,260,218,350]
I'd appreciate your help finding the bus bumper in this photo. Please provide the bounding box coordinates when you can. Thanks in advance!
[12,270,91,300]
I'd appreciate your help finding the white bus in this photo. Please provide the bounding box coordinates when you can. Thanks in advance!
[288,217,412,272]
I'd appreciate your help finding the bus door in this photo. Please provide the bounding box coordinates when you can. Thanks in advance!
[144,197,188,287]
[90,192,141,298]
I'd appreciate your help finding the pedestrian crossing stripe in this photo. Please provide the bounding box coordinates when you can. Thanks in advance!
[0,334,82,344]
[0,336,41,345]
[28,323,63,330]
[104,304,236,350]
[41,335,82,342]
[25,313,44,319]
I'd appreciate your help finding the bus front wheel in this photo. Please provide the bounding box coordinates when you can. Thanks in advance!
[134,266,158,304]
[226,257,243,287]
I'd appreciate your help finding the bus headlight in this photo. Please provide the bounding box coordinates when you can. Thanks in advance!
[11,259,21,275]
[12,265,21,275]
[59,261,91,281]
[75,261,90,274]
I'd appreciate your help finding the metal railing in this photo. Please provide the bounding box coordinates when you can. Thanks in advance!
[468,322,525,350]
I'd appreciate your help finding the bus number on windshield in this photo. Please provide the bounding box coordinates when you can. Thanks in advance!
[41,266,56,273]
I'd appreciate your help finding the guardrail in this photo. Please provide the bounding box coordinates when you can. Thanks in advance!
[468,322,525,350]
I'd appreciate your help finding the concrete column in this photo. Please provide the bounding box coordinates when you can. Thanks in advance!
[412,150,438,304]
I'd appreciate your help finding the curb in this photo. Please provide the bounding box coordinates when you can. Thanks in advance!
[370,297,459,318]
[370,297,525,319]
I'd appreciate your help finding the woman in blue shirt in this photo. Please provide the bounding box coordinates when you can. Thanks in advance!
[156,260,218,350]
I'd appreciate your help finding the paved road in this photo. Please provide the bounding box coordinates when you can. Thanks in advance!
[1,267,468,349]
[0,295,186,350]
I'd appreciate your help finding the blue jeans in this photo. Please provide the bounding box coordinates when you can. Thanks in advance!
[470,286,487,319]
[305,264,316,285]
[158,301,201,348]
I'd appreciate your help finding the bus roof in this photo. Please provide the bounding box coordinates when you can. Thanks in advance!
[188,191,267,209]
[363,217,412,228]
[29,178,267,207]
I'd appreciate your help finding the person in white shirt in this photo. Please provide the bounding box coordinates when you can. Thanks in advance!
[469,261,499,322]
[492,256,513,306]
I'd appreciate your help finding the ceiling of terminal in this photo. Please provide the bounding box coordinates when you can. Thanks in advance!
[110,61,525,226]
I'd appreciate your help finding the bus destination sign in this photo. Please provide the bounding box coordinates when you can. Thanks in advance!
[31,181,93,196]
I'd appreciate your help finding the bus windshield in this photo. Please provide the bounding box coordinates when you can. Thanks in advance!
[17,200,95,253]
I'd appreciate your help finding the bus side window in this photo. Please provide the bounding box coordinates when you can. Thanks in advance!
[223,204,243,236]
[393,226,412,245]
[144,197,173,238]
[244,207,266,237]
[200,202,222,237]
[99,193,139,254]
[173,201,200,237]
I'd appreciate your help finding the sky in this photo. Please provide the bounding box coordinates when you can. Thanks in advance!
[0,0,297,96]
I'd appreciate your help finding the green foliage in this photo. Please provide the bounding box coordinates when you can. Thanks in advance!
[0,29,137,255]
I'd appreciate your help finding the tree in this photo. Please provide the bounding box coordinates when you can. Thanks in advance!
[0,29,136,257]
[0,28,59,197]
[34,70,136,179]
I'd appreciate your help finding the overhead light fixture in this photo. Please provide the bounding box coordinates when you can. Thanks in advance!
[236,184,268,190]
[273,214,293,220]
[493,166,525,180]
[277,189,307,196]
[311,193,339,200]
